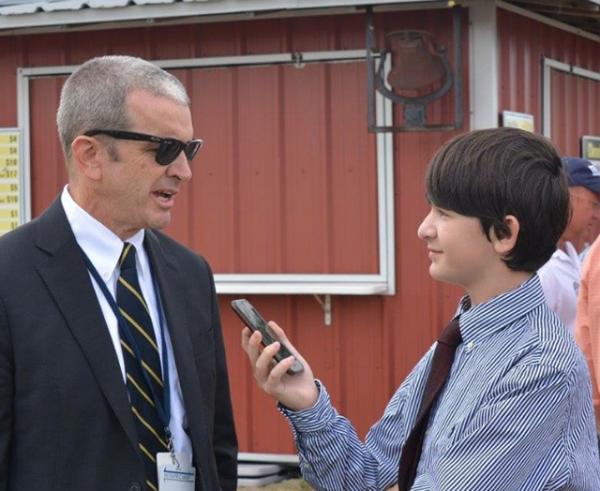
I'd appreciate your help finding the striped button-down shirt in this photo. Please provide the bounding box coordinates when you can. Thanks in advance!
[282,275,600,490]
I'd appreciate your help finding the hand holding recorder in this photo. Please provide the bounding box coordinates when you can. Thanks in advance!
[232,299,304,375]
[236,299,319,411]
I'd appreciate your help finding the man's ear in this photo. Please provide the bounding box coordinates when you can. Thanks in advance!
[70,135,104,181]
[490,215,520,255]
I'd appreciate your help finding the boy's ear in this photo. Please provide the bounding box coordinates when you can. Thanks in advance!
[490,215,520,255]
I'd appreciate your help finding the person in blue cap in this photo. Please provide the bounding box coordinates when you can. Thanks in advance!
[538,157,600,332]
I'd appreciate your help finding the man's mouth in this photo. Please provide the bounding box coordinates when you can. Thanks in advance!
[153,189,177,204]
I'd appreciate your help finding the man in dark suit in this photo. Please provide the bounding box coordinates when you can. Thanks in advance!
[0,56,237,491]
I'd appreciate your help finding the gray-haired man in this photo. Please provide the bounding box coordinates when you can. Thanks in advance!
[0,56,237,491]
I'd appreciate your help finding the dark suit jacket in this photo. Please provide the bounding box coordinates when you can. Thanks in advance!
[0,198,238,490]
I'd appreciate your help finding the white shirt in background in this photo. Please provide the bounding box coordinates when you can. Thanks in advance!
[538,241,581,332]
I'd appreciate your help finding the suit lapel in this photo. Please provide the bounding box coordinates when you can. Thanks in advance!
[144,231,190,358]
[34,198,139,452]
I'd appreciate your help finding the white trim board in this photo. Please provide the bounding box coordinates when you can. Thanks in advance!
[17,50,396,295]
[469,0,499,130]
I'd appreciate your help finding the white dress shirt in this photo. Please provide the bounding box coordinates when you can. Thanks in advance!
[61,186,192,458]
[537,240,581,332]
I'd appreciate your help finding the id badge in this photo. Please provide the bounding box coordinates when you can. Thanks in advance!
[157,452,196,491]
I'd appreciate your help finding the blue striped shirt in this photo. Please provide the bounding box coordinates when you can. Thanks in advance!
[281,275,600,490]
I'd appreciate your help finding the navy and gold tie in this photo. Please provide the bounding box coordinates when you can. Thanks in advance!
[117,243,168,491]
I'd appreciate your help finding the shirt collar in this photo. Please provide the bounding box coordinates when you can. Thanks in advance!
[562,241,580,263]
[455,274,545,346]
[546,242,580,269]
[61,185,147,281]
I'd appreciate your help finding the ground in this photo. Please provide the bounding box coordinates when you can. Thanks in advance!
[238,478,313,490]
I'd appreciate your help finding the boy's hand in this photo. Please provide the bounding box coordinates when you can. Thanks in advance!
[241,321,318,411]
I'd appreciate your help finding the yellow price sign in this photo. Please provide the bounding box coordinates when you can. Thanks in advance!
[0,183,18,194]
[0,209,18,219]
[0,147,18,156]
[0,134,18,145]
[0,195,18,205]
[0,130,21,237]
[0,158,18,166]
[0,220,19,233]
[0,169,17,179]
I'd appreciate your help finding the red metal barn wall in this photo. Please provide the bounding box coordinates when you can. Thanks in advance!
[498,8,600,154]
[0,8,467,453]
[498,8,600,244]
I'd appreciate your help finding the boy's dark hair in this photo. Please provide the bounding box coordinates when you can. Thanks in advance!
[426,127,569,272]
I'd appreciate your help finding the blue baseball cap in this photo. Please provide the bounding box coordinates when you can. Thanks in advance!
[563,157,600,194]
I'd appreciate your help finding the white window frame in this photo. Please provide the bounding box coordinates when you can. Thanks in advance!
[17,50,395,295]
[542,57,600,139]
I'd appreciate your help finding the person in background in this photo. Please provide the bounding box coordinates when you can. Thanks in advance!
[242,128,600,490]
[0,55,237,491]
[538,157,600,332]
[576,233,600,451]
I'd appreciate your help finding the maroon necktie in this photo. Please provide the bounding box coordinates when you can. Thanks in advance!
[397,318,462,490]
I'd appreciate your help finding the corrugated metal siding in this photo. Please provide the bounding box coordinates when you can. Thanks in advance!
[498,8,600,257]
[498,7,600,149]
[29,76,68,212]
[557,65,600,285]
[3,9,467,453]
[28,61,380,274]
[550,69,600,156]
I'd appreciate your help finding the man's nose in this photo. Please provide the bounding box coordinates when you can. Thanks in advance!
[168,152,193,181]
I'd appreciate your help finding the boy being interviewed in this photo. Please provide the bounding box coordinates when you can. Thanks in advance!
[242,128,600,490]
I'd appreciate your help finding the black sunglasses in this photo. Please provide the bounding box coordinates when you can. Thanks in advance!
[84,129,203,165]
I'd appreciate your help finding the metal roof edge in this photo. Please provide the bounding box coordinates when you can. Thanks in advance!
[496,0,600,45]
[0,0,442,32]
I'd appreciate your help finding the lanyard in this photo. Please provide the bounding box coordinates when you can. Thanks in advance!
[78,246,172,437]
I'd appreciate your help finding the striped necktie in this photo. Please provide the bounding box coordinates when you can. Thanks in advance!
[397,318,462,490]
[117,242,168,491]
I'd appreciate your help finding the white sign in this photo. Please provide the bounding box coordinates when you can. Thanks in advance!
[502,111,535,133]
[582,135,600,167]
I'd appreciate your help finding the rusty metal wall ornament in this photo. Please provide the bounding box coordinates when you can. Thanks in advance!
[366,6,464,132]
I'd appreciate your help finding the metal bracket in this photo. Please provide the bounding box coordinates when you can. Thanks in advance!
[313,294,332,326]
[292,52,305,69]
